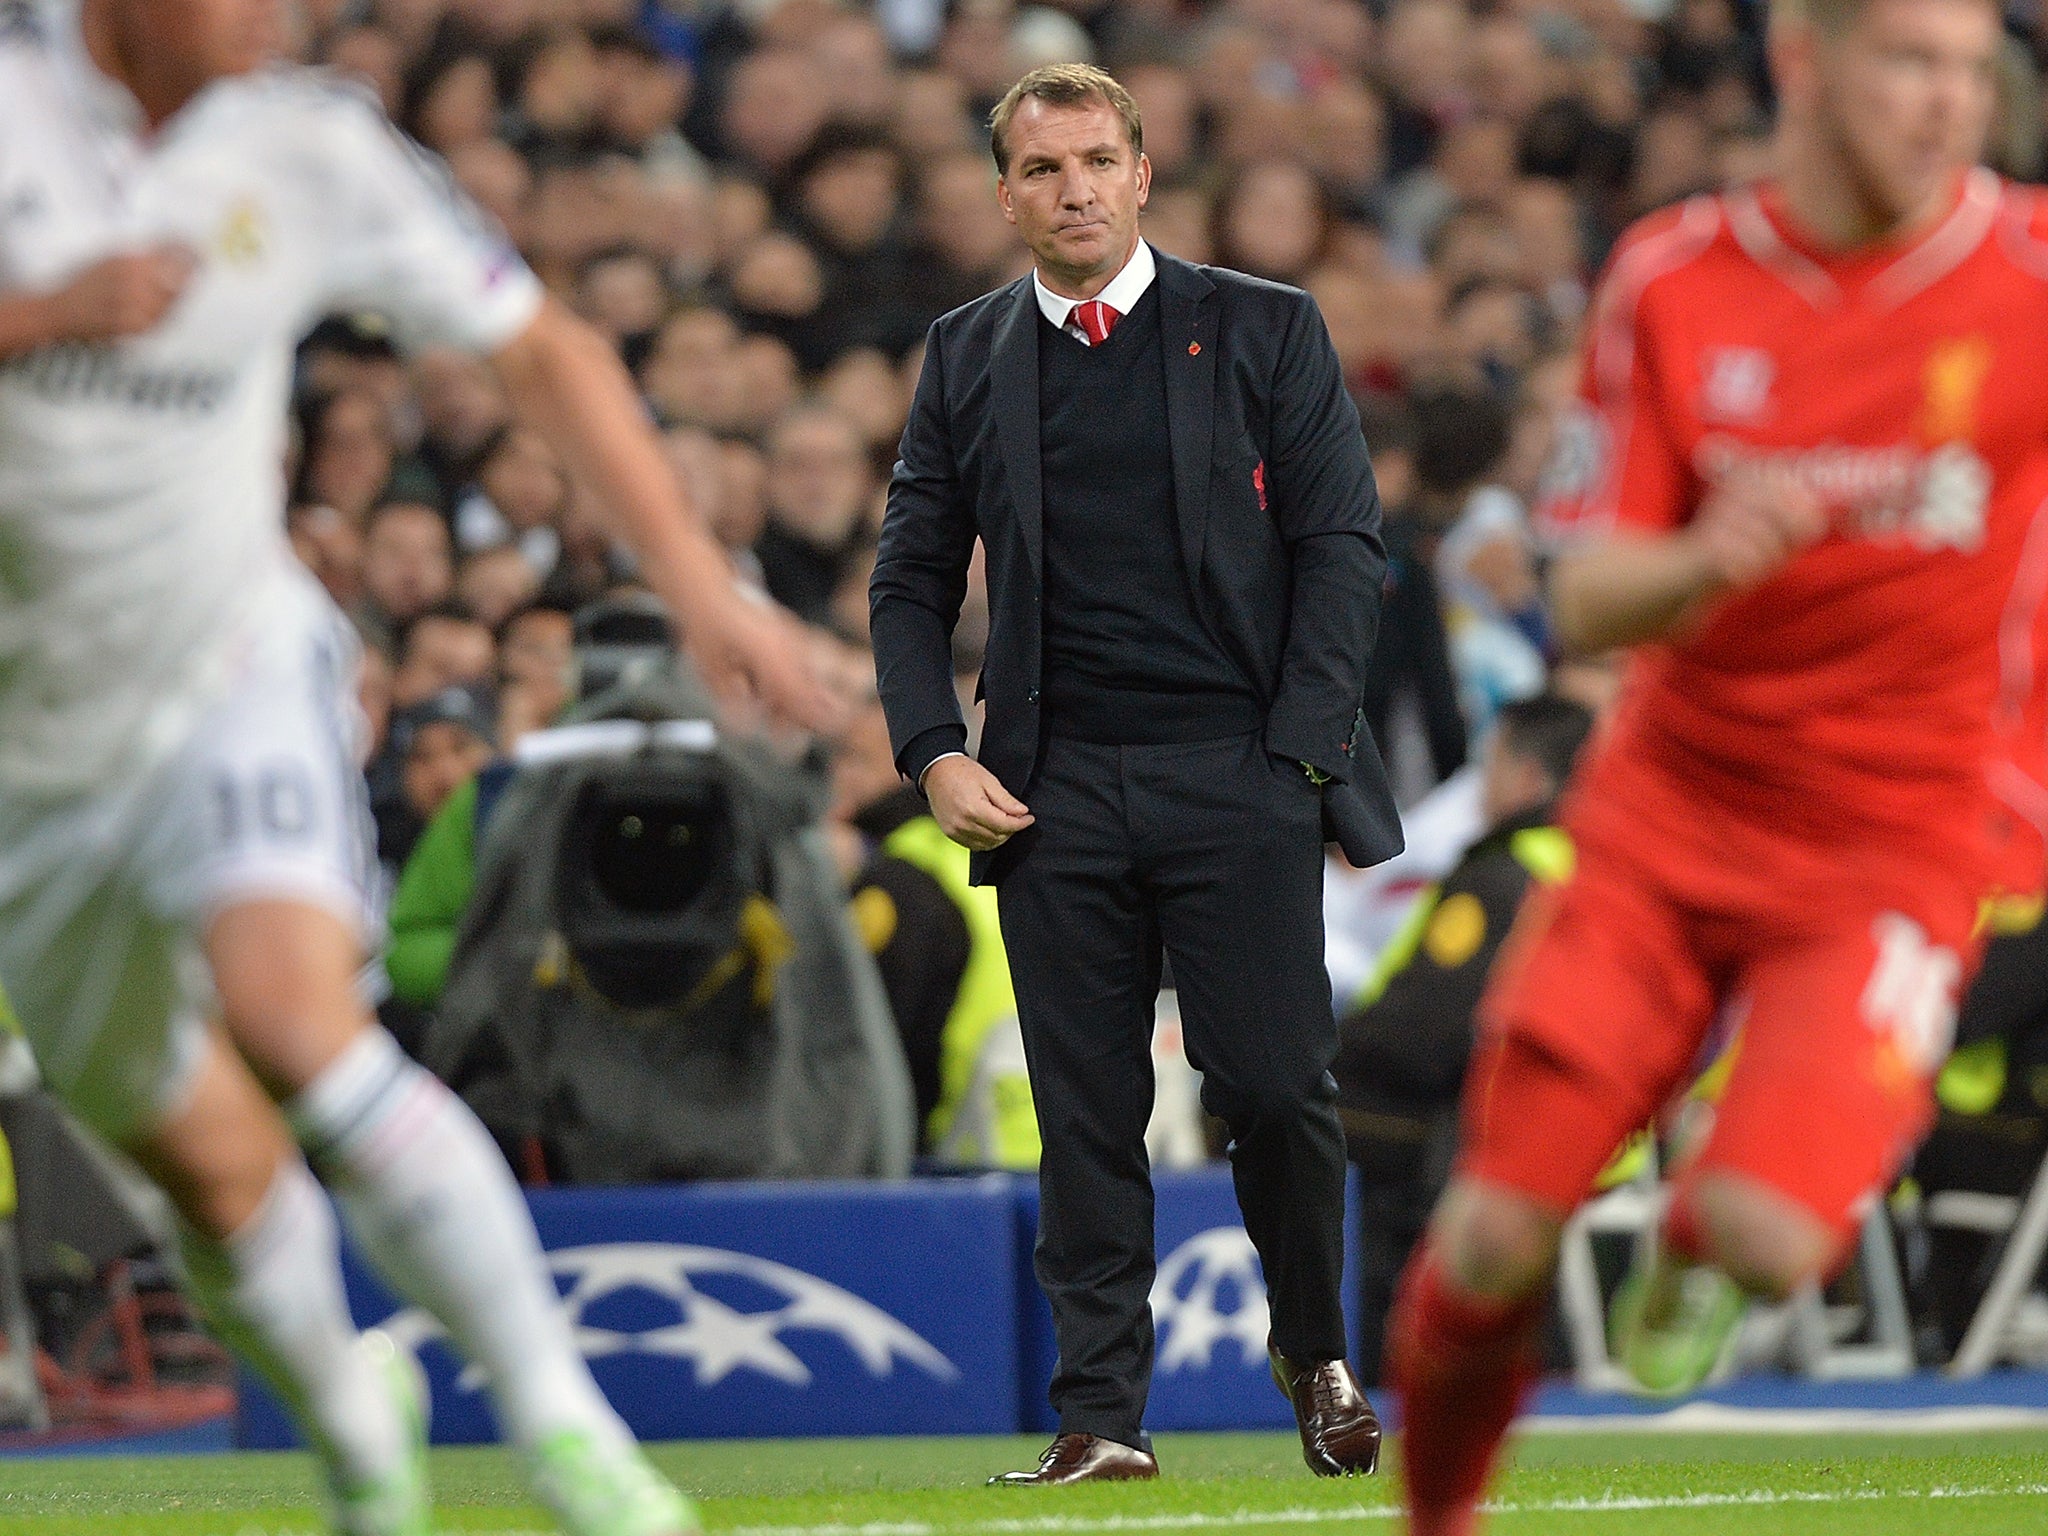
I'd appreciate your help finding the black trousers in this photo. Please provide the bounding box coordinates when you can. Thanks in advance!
[996,731,1349,1446]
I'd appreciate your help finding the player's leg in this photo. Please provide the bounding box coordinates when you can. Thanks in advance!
[1388,1041,1625,1536]
[1646,901,1974,1337]
[1607,1166,1812,1397]
[124,1027,427,1535]
[173,587,694,1535]
[207,896,695,1536]
[1661,1171,1836,1299]
[0,827,421,1535]
[1388,853,1720,1536]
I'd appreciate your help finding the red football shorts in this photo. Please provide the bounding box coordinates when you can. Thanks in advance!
[1461,761,1988,1250]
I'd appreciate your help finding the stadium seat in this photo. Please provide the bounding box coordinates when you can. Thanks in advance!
[1780,1204,1915,1380]
[1946,1145,2048,1376]
[1556,1168,1920,1388]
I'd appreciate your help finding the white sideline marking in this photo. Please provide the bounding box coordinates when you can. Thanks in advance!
[1526,1404,2048,1434]
[718,1482,2048,1536]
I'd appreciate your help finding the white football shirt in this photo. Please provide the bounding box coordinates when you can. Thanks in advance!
[0,0,542,794]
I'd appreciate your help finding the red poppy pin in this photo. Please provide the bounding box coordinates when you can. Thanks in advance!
[1253,460,1267,511]
[1188,342,1201,356]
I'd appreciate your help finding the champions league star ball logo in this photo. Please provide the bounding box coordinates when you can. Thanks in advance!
[1150,1227,1271,1373]
[378,1243,960,1390]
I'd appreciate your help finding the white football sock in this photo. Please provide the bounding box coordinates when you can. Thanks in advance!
[288,1027,623,1451]
[177,1157,402,1483]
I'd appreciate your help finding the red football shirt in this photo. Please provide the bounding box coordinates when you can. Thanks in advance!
[1541,171,2048,865]
[1985,591,2048,895]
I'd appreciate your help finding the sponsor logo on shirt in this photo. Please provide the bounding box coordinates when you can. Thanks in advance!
[2,343,232,413]
[1695,433,1988,554]
[1699,346,1775,424]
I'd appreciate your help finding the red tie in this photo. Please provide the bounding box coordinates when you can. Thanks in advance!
[1073,299,1119,346]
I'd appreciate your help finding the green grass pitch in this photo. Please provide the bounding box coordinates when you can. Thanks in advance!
[1,1428,2045,1534]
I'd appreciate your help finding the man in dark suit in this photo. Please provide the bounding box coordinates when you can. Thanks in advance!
[870,63,1402,1486]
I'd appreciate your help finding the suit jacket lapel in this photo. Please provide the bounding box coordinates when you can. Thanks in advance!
[990,279,1043,586]
[1158,254,1218,581]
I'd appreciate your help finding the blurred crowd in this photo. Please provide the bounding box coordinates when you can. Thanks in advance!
[269,0,2048,1119]
[278,0,2048,845]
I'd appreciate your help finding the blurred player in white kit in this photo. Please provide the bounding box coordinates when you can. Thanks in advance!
[0,1,838,1532]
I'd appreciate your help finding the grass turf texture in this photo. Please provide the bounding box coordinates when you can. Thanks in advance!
[1,1429,2046,1534]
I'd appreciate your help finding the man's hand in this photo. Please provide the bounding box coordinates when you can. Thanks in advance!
[46,244,197,342]
[688,586,850,735]
[924,756,1034,852]
[1552,474,1828,656]
[1684,470,1827,592]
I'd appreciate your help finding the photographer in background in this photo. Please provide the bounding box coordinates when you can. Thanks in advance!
[383,594,678,1014]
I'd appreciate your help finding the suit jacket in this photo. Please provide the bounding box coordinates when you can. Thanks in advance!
[870,247,1404,882]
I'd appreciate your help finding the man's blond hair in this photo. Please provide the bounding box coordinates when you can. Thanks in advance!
[988,64,1143,176]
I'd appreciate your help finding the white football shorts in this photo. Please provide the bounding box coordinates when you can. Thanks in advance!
[0,569,377,1142]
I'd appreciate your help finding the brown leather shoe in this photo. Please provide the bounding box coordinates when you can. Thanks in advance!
[988,1433,1160,1486]
[1269,1339,1383,1476]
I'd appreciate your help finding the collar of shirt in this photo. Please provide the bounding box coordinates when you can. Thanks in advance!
[1032,239,1157,335]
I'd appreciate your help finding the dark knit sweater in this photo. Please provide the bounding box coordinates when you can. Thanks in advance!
[1037,285,1257,744]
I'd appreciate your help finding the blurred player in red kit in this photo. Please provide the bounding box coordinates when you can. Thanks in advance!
[1386,0,2048,1528]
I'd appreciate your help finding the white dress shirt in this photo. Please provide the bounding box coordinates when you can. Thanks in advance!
[1032,239,1157,342]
